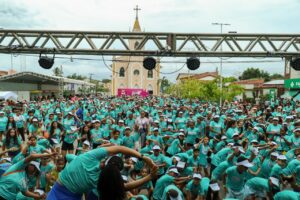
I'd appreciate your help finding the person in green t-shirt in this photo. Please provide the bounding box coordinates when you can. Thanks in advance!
[0,153,55,200]
[47,146,157,200]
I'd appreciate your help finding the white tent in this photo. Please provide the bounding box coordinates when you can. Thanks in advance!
[0,91,18,101]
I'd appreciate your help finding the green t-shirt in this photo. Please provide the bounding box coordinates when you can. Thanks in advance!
[225,166,246,191]
[59,148,108,194]
[245,177,270,192]
[162,184,184,200]
[153,174,174,200]
[185,180,201,196]
[273,190,300,200]
[0,159,28,199]
[199,177,210,196]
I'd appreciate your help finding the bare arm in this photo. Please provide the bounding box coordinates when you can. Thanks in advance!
[24,153,56,164]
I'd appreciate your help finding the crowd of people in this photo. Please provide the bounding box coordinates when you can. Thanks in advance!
[0,95,299,200]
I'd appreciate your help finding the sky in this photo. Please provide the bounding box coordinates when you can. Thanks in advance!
[0,0,300,82]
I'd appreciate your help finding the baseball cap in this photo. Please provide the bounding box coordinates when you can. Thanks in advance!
[213,115,220,118]
[29,161,40,171]
[152,145,161,150]
[68,112,73,115]
[221,136,227,140]
[153,128,159,131]
[83,140,90,146]
[32,118,38,122]
[168,168,179,175]
[178,132,185,136]
[273,117,279,121]
[0,157,11,163]
[119,120,124,123]
[232,132,239,137]
[271,152,279,157]
[250,139,258,144]
[269,177,280,187]
[173,156,181,162]
[130,157,138,163]
[277,155,287,160]
[0,111,4,114]
[236,159,253,168]
[193,173,202,179]
[294,128,300,133]
[125,127,131,130]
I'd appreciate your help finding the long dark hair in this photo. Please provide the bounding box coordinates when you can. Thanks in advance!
[6,116,16,130]
[5,128,18,147]
[80,125,91,142]
[226,120,236,131]
[98,165,125,200]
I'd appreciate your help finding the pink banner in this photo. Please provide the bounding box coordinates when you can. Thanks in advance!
[117,88,149,97]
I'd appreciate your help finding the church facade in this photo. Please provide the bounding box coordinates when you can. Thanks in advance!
[111,14,160,96]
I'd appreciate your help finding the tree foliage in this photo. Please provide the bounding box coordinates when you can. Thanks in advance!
[166,79,244,102]
[67,73,87,80]
[239,67,283,81]
[53,67,63,77]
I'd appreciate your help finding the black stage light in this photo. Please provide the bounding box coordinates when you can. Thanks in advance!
[39,52,55,69]
[291,58,300,71]
[187,57,200,70]
[143,57,156,70]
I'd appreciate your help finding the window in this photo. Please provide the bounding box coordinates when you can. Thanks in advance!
[119,67,125,77]
[133,69,140,75]
[147,70,153,78]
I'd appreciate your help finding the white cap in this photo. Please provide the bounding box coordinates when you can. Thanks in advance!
[119,120,124,123]
[253,127,259,131]
[1,157,11,162]
[270,141,277,146]
[232,132,239,137]
[154,120,159,123]
[176,161,186,169]
[210,183,220,191]
[179,129,185,133]
[221,136,227,140]
[168,168,179,175]
[277,155,287,160]
[130,157,138,163]
[167,119,172,122]
[178,132,185,136]
[152,145,161,150]
[91,120,96,123]
[94,120,100,123]
[227,143,234,146]
[271,152,279,157]
[193,173,202,179]
[173,156,181,162]
[236,159,253,168]
[273,117,279,121]
[294,128,300,133]
[68,112,73,115]
[29,161,40,171]
[269,177,280,187]
[125,126,131,130]
[83,140,90,146]
[34,189,45,196]
[32,118,38,122]
[213,115,220,118]
[0,111,4,114]
[153,128,159,131]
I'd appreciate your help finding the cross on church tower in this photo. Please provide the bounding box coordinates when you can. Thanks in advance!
[134,5,141,19]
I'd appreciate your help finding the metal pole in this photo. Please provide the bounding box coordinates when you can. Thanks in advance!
[212,23,230,107]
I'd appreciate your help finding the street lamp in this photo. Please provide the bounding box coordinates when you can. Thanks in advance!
[212,22,231,107]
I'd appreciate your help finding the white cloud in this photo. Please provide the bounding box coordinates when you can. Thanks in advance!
[0,0,298,82]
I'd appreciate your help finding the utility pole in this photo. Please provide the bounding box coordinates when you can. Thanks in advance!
[212,22,231,107]
[89,73,94,94]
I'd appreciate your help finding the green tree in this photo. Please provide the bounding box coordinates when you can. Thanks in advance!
[239,67,270,81]
[166,79,244,102]
[102,79,111,84]
[53,67,63,77]
[67,73,87,80]
[270,73,284,80]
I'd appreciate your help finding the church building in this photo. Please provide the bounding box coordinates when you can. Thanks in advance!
[111,6,160,96]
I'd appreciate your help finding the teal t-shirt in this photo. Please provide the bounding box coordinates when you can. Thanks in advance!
[59,148,108,194]
[225,166,246,191]
[185,180,201,196]
[153,174,174,200]
[273,190,300,200]
[245,177,270,192]
[0,116,8,132]
[199,177,210,196]
[162,184,184,200]
[0,159,28,199]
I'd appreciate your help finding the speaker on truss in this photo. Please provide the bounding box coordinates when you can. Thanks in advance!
[38,52,55,69]
[291,58,300,71]
[143,57,156,70]
[187,57,200,70]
